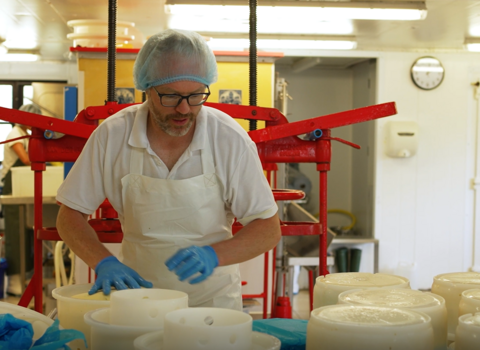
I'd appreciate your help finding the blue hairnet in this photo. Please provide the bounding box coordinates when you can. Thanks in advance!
[133,29,217,91]
[19,104,42,114]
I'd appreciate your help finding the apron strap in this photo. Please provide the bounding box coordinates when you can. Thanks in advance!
[200,140,215,175]
[129,147,144,174]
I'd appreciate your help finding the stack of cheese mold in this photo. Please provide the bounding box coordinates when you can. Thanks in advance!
[306,304,434,350]
[84,288,188,350]
[313,272,410,309]
[52,283,114,350]
[338,288,448,350]
[452,312,480,350]
[449,288,480,349]
[431,272,480,341]
[458,289,480,318]
[66,19,136,48]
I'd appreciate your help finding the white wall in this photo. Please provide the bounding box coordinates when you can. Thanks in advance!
[375,51,480,289]
[351,60,377,237]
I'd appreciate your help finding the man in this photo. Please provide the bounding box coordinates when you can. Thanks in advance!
[2,104,41,296]
[56,29,281,310]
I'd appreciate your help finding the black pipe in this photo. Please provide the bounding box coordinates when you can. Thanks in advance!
[249,0,257,131]
[107,0,117,103]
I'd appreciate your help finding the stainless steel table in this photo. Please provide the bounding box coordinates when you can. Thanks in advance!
[329,237,380,273]
[287,238,379,306]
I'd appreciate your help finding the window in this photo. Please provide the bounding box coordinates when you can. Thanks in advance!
[23,85,33,106]
[0,84,14,162]
[0,80,66,162]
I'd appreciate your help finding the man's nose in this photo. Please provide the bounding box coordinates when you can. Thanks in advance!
[175,98,191,114]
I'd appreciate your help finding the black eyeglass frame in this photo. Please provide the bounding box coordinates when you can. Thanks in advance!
[152,86,211,107]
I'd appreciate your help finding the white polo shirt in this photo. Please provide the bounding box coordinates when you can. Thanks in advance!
[56,102,277,226]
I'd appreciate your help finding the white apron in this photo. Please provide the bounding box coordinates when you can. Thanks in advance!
[119,135,242,310]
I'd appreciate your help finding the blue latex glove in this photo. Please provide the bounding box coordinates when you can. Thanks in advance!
[32,319,86,350]
[89,256,153,295]
[165,245,218,284]
[0,313,33,350]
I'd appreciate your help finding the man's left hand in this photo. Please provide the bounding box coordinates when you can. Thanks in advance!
[165,245,218,284]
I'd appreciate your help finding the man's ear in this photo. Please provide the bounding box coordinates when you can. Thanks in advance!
[144,88,151,100]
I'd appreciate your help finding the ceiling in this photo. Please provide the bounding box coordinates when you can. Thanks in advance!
[0,0,480,66]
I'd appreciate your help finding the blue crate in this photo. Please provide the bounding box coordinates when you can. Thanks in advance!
[253,319,308,350]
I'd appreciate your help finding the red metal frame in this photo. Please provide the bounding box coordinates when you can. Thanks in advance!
[0,101,396,313]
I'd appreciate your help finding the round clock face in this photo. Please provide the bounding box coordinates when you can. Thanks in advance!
[411,57,445,90]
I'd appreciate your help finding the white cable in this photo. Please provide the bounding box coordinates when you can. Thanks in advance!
[68,248,75,285]
[54,241,63,288]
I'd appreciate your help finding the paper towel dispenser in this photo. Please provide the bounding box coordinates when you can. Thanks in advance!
[385,121,418,158]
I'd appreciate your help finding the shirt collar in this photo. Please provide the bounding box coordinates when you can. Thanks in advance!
[128,102,207,151]
[189,106,207,152]
[128,101,150,148]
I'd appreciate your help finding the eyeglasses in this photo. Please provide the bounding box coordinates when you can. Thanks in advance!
[153,86,210,107]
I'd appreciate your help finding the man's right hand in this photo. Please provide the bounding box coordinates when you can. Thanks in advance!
[88,256,153,295]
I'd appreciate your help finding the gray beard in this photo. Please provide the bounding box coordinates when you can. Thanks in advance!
[149,102,195,137]
[154,114,194,137]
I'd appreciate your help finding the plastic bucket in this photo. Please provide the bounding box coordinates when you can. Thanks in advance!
[133,330,282,350]
[52,283,111,350]
[109,288,188,328]
[163,307,253,350]
[338,288,448,350]
[85,308,158,350]
[307,305,434,350]
[431,272,480,339]
[454,312,480,350]
[313,272,410,309]
[459,289,480,318]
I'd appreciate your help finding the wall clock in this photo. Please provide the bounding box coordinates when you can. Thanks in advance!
[410,56,445,90]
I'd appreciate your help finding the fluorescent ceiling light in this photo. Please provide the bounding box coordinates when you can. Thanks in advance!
[0,53,39,62]
[292,57,322,73]
[3,40,38,50]
[465,38,480,52]
[466,44,480,52]
[206,38,356,51]
[0,48,40,61]
[165,1,427,21]
[168,15,354,35]
[470,26,480,37]
[3,31,38,49]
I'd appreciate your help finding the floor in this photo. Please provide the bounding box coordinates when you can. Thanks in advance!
[1,276,56,315]
[248,290,311,320]
[1,291,42,311]
[292,290,310,320]
[1,294,21,305]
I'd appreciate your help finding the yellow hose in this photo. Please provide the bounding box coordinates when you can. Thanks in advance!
[315,209,356,231]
